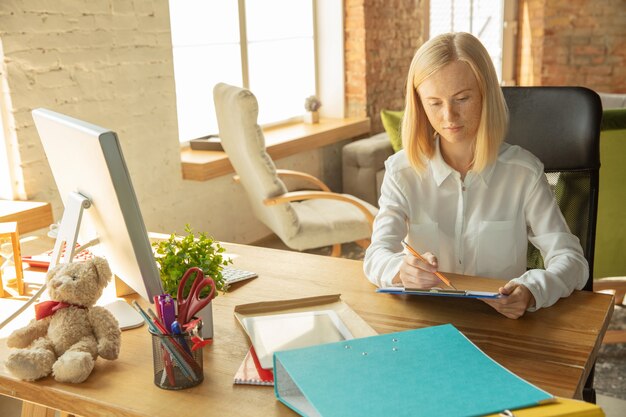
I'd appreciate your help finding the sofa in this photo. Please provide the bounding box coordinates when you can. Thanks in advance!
[341,92,626,279]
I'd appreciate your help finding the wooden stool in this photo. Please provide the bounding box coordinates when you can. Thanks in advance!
[0,221,24,296]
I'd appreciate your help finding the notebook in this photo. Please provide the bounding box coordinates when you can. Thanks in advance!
[274,324,555,417]
[233,346,274,386]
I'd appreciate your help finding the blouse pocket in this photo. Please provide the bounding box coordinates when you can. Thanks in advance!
[407,222,439,257]
[477,220,518,277]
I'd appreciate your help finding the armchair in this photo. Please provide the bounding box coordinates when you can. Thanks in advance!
[213,83,377,257]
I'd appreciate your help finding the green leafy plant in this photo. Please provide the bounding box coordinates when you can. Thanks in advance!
[152,224,232,298]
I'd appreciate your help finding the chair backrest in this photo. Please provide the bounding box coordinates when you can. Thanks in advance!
[502,86,602,291]
[213,83,300,241]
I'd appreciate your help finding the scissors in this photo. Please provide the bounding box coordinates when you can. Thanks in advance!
[176,267,216,325]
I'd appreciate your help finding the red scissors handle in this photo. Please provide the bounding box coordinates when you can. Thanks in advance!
[176,267,216,325]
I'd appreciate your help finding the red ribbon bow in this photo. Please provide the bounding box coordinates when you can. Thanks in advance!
[34,300,84,320]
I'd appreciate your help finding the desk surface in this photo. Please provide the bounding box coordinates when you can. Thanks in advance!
[0,243,614,417]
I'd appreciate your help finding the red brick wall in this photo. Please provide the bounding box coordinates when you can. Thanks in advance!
[345,0,368,119]
[518,0,625,92]
[348,0,624,133]
[345,0,426,132]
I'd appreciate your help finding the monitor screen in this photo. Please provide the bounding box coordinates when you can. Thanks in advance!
[32,108,163,303]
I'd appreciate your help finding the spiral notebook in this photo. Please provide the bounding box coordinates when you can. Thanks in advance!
[233,346,274,386]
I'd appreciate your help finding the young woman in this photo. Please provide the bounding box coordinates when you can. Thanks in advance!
[364,32,588,319]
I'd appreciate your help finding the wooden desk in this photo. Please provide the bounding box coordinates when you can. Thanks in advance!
[0,243,614,417]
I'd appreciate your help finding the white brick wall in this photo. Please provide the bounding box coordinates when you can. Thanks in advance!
[0,0,326,243]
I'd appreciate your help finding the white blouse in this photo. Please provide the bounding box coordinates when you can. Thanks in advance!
[363,141,588,311]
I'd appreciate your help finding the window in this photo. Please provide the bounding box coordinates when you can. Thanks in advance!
[169,0,317,143]
[429,0,517,85]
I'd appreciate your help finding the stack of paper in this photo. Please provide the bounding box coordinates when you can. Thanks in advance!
[274,324,559,417]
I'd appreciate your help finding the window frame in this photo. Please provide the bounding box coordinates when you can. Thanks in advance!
[169,0,345,144]
[426,0,518,86]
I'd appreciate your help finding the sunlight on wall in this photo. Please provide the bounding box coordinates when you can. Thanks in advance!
[518,1,535,86]
[0,39,25,201]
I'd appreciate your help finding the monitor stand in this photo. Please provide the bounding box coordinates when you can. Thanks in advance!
[52,192,143,331]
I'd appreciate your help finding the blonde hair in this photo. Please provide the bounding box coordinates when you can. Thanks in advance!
[402,32,508,172]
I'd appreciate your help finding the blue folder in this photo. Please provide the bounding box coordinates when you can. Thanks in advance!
[274,324,554,417]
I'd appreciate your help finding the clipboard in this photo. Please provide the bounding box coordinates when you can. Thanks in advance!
[377,287,502,299]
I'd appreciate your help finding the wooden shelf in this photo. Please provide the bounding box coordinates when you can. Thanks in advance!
[180,117,371,181]
[0,200,53,234]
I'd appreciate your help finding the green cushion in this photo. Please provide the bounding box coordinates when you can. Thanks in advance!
[594,127,626,278]
[380,109,404,152]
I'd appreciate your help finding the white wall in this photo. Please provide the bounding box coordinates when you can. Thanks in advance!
[0,0,330,244]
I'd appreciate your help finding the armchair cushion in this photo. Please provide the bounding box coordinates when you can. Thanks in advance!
[380,109,404,152]
[342,132,394,206]
[287,198,377,250]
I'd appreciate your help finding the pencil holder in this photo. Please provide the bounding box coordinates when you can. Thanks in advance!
[149,325,204,390]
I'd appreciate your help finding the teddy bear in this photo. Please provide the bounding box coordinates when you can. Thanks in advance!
[5,257,121,383]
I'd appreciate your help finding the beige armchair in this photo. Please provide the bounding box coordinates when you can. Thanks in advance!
[213,83,377,257]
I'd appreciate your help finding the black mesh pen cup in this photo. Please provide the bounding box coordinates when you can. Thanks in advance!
[149,325,204,390]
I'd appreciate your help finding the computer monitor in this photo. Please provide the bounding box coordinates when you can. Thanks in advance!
[32,108,164,307]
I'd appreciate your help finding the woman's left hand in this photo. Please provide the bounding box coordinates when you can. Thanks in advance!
[481,281,536,319]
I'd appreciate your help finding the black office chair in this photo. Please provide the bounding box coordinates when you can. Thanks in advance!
[502,86,603,403]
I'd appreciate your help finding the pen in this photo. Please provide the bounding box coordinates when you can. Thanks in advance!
[401,240,457,290]
[171,321,193,355]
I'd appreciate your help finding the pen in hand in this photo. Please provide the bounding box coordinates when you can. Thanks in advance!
[401,240,457,290]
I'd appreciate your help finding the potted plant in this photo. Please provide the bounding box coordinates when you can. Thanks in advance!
[152,224,231,338]
[304,95,321,124]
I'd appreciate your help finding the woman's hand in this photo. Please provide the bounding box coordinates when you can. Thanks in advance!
[393,251,442,289]
[482,281,536,319]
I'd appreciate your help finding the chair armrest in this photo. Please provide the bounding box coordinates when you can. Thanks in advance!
[601,109,626,131]
[263,191,375,228]
[275,169,331,192]
[233,169,330,192]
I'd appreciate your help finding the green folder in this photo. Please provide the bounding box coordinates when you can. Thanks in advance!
[274,324,554,417]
